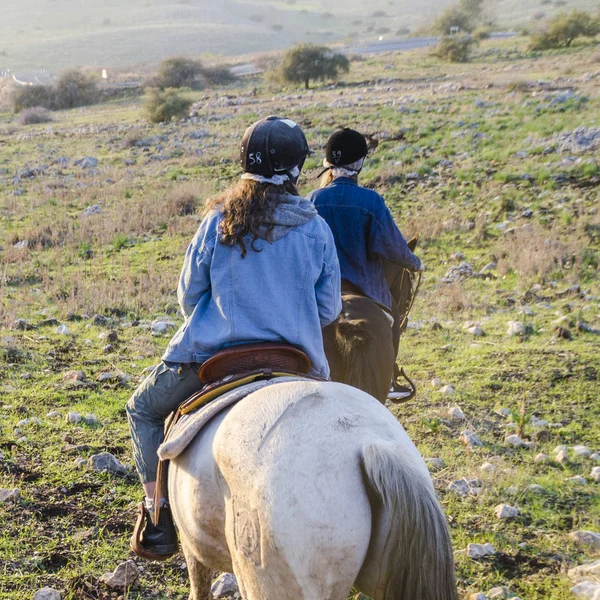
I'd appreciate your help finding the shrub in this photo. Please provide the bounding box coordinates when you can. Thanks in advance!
[17,107,53,125]
[432,0,486,34]
[530,10,600,49]
[433,35,478,62]
[473,26,492,40]
[145,88,192,123]
[276,44,350,89]
[396,26,411,36]
[201,65,237,86]
[150,57,204,90]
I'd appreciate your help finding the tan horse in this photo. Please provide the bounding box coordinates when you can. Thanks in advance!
[168,380,456,600]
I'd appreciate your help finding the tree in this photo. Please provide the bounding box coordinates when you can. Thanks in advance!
[54,70,97,109]
[530,10,600,49]
[433,35,478,62]
[152,57,204,89]
[277,44,350,89]
[145,88,193,123]
[433,0,488,34]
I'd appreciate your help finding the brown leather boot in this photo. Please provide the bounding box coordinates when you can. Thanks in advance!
[130,501,179,561]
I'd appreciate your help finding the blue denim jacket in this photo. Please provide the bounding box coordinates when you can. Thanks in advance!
[162,206,342,379]
[308,177,420,310]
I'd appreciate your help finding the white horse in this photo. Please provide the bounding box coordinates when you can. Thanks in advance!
[169,380,456,600]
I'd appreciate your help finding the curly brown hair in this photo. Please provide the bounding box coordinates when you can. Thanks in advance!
[205,178,299,258]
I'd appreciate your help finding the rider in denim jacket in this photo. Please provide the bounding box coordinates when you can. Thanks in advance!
[127,117,341,561]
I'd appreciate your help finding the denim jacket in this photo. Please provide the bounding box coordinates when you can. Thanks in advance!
[308,177,419,310]
[163,202,342,379]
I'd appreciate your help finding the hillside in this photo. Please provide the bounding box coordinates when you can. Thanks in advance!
[0,0,598,72]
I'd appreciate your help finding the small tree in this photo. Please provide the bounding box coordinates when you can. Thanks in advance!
[433,35,478,62]
[433,0,488,34]
[152,57,204,89]
[277,44,350,89]
[54,70,97,109]
[145,88,192,123]
[530,10,600,49]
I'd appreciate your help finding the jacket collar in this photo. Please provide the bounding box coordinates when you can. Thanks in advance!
[331,176,357,186]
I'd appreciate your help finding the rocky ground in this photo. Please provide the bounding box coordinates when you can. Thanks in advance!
[0,38,599,599]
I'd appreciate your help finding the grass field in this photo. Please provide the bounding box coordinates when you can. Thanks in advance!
[1,36,599,599]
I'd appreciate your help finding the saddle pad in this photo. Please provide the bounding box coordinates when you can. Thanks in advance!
[157,377,302,461]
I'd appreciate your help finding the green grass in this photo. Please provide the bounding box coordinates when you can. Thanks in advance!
[1,38,599,599]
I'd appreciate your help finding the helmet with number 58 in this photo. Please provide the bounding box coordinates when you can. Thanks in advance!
[240,116,311,177]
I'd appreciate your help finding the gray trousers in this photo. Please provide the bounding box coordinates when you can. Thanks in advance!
[126,362,203,484]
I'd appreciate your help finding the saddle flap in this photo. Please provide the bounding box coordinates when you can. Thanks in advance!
[198,342,311,384]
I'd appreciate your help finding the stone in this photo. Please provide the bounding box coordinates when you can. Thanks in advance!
[487,586,510,599]
[75,156,99,169]
[63,371,86,384]
[507,321,526,336]
[65,411,82,424]
[46,410,61,419]
[480,462,496,473]
[151,320,176,334]
[447,478,482,496]
[448,406,465,420]
[100,559,140,589]
[570,581,600,599]
[591,453,600,462]
[102,344,115,354]
[469,594,488,600]
[527,484,545,493]
[569,559,600,581]
[33,587,62,600]
[531,416,549,428]
[480,262,496,274]
[467,325,484,336]
[13,318,34,330]
[431,377,442,388]
[494,504,519,519]
[97,372,117,382]
[566,476,587,485]
[92,314,108,326]
[467,542,496,559]
[569,531,600,551]
[211,573,239,598]
[534,430,552,442]
[425,458,445,471]
[88,452,127,475]
[55,324,71,335]
[83,414,99,426]
[505,434,525,448]
[496,407,511,417]
[591,467,600,482]
[460,430,483,448]
[74,457,87,468]
[556,449,569,464]
[81,204,101,217]
[0,488,20,503]
[535,453,549,463]
[440,384,455,396]
[107,331,119,343]
[574,445,592,458]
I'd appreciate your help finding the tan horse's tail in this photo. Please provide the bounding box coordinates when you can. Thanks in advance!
[360,444,457,600]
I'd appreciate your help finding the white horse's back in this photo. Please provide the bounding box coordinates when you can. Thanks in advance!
[170,381,456,600]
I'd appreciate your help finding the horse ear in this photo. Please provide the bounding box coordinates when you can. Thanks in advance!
[408,234,419,252]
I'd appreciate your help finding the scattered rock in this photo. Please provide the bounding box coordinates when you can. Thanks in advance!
[591,467,600,483]
[0,488,20,503]
[487,587,510,599]
[448,406,465,420]
[440,384,455,396]
[443,262,474,283]
[81,204,101,217]
[467,542,496,559]
[46,410,61,419]
[88,452,127,475]
[505,434,525,448]
[92,314,108,326]
[55,324,71,335]
[592,453,600,462]
[75,156,99,169]
[507,321,526,336]
[469,594,488,600]
[556,449,570,464]
[83,414,100,426]
[425,457,445,471]
[33,587,62,600]
[100,560,140,589]
[527,484,545,493]
[447,478,482,496]
[569,531,600,551]
[13,318,34,331]
[494,504,519,519]
[566,475,587,485]
[480,462,496,473]
[467,325,484,336]
[574,445,592,458]
[102,344,115,354]
[460,430,483,448]
[569,560,600,600]
[431,377,442,388]
[211,573,239,598]
[535,453,549,463]
[63,371,86,384]
[151,320,176,334]
[65,411,82,424]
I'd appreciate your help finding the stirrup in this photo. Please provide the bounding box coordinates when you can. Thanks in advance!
[387,368,417,404]
[130,502,178,561]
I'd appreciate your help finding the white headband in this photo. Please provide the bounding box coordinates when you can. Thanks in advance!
[323,157,365,177]
[241,165,300,185]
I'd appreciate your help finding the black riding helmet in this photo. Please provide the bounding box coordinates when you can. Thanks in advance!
[240,116,311,175]
[325,128,368,167]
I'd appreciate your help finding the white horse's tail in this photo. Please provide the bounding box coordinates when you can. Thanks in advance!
[360,443,457,600]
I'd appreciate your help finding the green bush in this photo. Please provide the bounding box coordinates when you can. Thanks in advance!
[145,88,193,123]
[432,0,487,34]
[473,27,492,40]
[150,57,204,90]
[433,35,478,62]
[202,65,237,86]
[529,10,600,49]
[276,44,350,89]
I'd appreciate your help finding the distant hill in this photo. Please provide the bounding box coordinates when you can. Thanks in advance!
[0,0,598,72]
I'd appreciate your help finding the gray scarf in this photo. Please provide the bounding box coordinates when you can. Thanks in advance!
[258,194,318,242]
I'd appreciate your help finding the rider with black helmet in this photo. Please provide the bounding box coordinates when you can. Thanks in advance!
[127,117,341,561]
[309,127,423,399]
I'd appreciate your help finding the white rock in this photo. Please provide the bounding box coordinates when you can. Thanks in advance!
[88,452,127,475]
[487,586,510,599]
[569,559,600,581]
[469,594,488,600]
[570,581,600,599]
[0,488,20,503]
[556,449,570,464]
[425,457,445,471]
[507,321,526,336]
[448,406,465,421]
[554,444,569,454]
[480,462,496,473]
[531,416,549,428]
[467,542,496,559]
[100,560,140,589]
[566,475,587,485]
[591,467,600,482]
[590,453,600,462]
[461,430,483,448]
[83,414,99,426]
[211,573,239,598]
[440,384,455,396]
[65,411,82,424]
[535,453,549,463]
[55,324,71,335]
[151,320,176,334]
[494,504,519,519]
[73,457,86,468]
[574,445,592,458]
[46,410,61,418]
[447,478,482,496]
[33,587,62,600]
[505,434,524,447]
[467,325,484,336]
[569,531,600,551]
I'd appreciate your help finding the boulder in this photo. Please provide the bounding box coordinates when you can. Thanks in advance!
[88,452,127,475]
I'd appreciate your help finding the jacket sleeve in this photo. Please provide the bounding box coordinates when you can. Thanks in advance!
[368,197,421,270]
[315,227,342,327]
[177,214,217,318]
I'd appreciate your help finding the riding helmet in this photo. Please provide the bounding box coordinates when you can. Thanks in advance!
[325,128,368,167]
[240,116,311,175]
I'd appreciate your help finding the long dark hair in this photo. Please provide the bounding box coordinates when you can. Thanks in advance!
[205,178,299,258]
